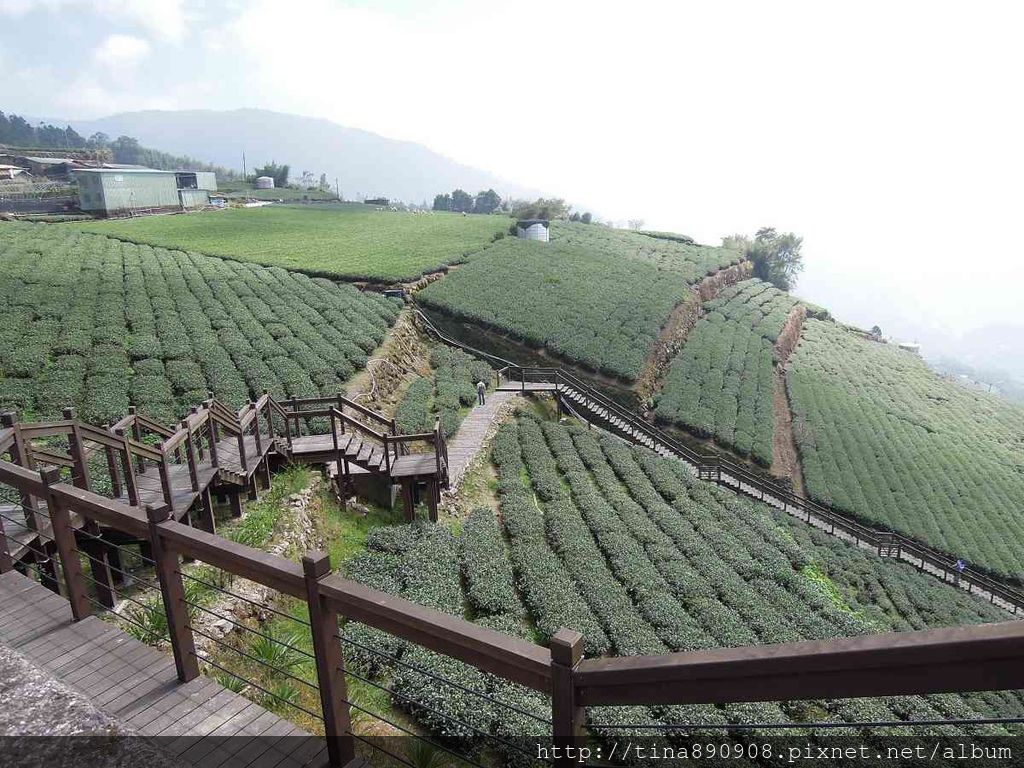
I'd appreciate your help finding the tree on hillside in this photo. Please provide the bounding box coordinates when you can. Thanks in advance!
[580,212,592,224]
[748,227,804,291]
[511,198,570,220]
[450,188,474,213]
[870,325,883,338]
[722,234,751,252]
[473,188,501,214]
[628,218,645,230]
[433,193,452,211]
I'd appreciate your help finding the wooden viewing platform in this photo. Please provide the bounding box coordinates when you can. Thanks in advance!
[0,570,325,767]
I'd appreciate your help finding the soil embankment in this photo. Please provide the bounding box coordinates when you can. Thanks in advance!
[770,304,807,493]
[344,309,433,418]
[634,261,753,409]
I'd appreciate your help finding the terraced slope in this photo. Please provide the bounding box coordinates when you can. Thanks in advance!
[787,318,1024,581]
[343,415,1020,755]
[654,279,803,465]
[0,223,400,423]
[418,225,742,380]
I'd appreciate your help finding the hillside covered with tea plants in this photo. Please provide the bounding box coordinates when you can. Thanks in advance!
[788,318,1024,580]
[654,278,805,465]
[340,414,1021,756]
[73,203,509,282]
[418,222,742,380]
[0,223,400,424]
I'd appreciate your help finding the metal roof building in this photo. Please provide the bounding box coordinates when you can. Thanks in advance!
[75,168,217,215]
[75,168,181,214]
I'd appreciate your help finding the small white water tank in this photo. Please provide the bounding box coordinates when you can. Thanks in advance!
[515,219,550,242]
[255,176,275,189]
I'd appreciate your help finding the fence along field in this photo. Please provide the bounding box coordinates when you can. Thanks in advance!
[0,223,399,424]
[417,223,743,381]
[73,203,509,282]
[338,413,1023,754]
[654,279,803,466]
[787,318,1024,582]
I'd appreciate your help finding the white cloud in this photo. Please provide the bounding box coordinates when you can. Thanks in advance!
[0,0,187,41]
[93,33,150,68]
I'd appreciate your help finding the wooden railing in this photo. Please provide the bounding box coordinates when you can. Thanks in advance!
[2,456,1024,767]
[497,365,1024,615]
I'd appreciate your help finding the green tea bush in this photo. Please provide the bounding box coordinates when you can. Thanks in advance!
[788,319,1024,580]
[655,279,800,465]
[419,227,741,380]
[0,222,400,425]
[460,507,520,617]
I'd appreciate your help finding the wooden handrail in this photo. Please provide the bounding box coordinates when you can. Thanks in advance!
[574,621,1024,706]
[320,574,552,692]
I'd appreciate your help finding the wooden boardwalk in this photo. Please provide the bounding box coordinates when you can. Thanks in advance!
[444,390,518,491]
[0,571,326,768]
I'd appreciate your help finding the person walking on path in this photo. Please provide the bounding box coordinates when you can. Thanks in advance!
[476,380,486,406]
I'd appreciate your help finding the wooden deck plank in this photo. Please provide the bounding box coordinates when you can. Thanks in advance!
[0,572,320,763]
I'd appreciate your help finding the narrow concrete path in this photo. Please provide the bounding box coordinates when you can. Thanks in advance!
[445,390,519,491]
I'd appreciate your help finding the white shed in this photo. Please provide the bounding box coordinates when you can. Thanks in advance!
[255,176,275,189]
[515,219,550,242]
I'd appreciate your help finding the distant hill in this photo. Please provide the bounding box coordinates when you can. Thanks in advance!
[63,108,540,204]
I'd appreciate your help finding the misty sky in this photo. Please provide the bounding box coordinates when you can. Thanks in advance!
[1,0,1021,361]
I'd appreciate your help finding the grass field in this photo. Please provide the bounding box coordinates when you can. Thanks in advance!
[654,279,801,465]
[788,319,1024,580]
[72,204,509,282]
[418,226,741,380]
[0,222,399,424]
[339,414,1020,753]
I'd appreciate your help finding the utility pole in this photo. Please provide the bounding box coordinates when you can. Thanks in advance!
[241,151,247,181]
[335,177,340,201]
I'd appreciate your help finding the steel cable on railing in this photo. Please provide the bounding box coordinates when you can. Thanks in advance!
[343,696,489,768]
[336,631,552,725]
[340,663,551,764]
[73,547,163,595]
[177,570,311,626]
[191,649,324,721]
[349,732,417,768]
[182,600,316,660]
[188,625,319,692]
[71,524,156,567]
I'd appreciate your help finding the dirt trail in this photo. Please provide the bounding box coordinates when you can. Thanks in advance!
[770,304,807,494]
[635,261,752,410]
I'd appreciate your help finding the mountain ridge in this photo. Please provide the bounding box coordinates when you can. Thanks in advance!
[43,107,541,204]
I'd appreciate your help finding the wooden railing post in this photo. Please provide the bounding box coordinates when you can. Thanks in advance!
[236,427,248,474]
[157,447,174,507]
[263,390,276,442]
[102,423,123,498]
[1,411,41,531]
[62,408,92,491]
[251,401,264,456]
[183,421,200,492]
[302,552,356,768]
[114,428,140,505]
[40,468,91,620]
[550,628,585,764]
[129,406,146,473]
[146,503,200,682]
[0,490,10,573]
